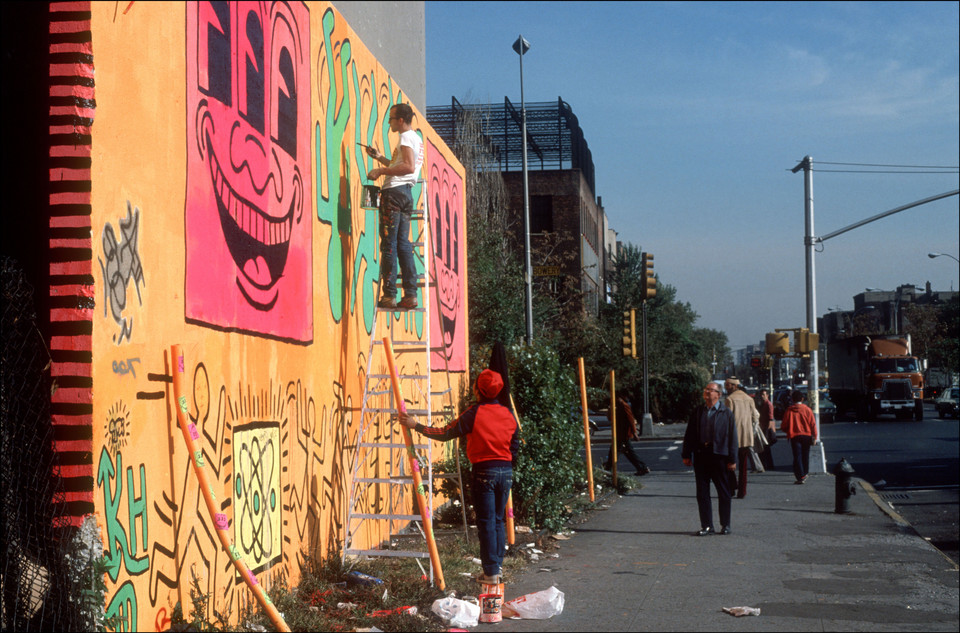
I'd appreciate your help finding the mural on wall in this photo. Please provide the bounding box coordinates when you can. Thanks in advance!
[185,0,313,343]
[99,201,145,345]
[314,6,466,371]
[427,140,466,371]
[82,2,466,629]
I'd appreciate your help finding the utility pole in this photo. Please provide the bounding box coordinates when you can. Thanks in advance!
[792,155,824,472]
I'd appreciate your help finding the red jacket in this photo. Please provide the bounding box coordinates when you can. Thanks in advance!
[780,403,817,441]
[417,399,519,468]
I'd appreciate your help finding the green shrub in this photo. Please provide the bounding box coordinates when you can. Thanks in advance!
[508,343,581,532]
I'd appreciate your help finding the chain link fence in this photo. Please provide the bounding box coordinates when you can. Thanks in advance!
[1,256,88,630]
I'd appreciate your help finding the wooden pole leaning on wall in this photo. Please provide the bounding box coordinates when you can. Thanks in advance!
[504,394,525,545]
[170,345,291,633]
[577,358,595,502]
[382,337,446,590]
[609,370,618,490]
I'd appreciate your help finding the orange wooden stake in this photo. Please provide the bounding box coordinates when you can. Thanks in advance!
[578,358,595,501]
[170,345,290,632]
[382,337,446,590]
[610,370,618,490]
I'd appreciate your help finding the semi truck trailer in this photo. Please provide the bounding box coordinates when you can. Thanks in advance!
[827,334,924,421]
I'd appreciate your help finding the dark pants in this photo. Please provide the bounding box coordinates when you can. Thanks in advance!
[472,465,512,577]
[605,439,647,474]
[378,185,417,300]
[735,447,752,497]
[693,451,732,530]
[760,429,776,470]
[791,435,813,481]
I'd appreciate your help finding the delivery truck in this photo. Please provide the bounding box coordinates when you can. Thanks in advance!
[827,334,924,421]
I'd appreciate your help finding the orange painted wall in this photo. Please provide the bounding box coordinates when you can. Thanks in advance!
[84,2,466,629]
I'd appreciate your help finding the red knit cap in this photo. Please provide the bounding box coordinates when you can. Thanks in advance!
[476,369,504,399]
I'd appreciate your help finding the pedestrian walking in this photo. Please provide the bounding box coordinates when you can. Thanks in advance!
[365,102,424,311]
[724,377,760,498]
[780,390,818,484]
[399,369,519,583]
[603,396,650,476]
[757,389,777,470]
[682,382,738,535]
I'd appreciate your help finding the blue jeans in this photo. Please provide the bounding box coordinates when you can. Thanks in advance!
[378,185,417,300]
[791,435,813,481]
[472,465,512,577]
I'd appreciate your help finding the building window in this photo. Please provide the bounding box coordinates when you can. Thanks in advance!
[530,195,553,233]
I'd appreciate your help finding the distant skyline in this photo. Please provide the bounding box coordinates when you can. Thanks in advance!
[425,1,959,349]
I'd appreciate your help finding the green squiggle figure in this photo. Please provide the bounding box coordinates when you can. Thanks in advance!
[352,67,380,334]
[316,8,351,323]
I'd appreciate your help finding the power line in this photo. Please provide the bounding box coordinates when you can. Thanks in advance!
[811,160,958,169]
[812,169,960,174]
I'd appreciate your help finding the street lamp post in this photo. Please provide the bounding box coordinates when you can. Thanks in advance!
[928,252,960,264]
[792,156,825,472]
[513,34,533,346]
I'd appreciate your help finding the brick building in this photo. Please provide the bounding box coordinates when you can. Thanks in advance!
[427,97,610,316]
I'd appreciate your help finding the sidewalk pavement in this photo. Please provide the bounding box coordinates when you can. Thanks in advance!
[498,428,959,631]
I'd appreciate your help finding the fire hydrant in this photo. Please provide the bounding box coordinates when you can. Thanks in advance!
[833,458,856,514]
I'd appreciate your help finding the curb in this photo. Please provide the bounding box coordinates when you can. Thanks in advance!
[858,478,960,569]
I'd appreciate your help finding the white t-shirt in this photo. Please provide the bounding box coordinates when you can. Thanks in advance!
[383,130,424,189]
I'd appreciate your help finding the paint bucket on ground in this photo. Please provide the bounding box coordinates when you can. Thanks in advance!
[361,184,380,208]
[478,583,504,623]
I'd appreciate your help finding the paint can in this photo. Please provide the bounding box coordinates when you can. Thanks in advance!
[361,184,380,209]
[478,582,504,623]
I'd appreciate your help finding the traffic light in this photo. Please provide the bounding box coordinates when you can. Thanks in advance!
[622,309,636,358]
[641,252,656,300]
[797,330,820,354]
[765,332,789,355]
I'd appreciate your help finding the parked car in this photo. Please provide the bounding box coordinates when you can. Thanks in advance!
[935,386,959,419]
[819,395,836,424]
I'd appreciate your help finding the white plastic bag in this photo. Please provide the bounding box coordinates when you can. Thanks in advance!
[501,586,565,619]
[431,596,480,627]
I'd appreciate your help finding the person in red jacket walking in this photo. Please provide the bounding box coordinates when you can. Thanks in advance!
[399,369,519,584]
[780,390,818,484]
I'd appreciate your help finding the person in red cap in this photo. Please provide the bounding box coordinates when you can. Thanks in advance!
[399,368,520,584]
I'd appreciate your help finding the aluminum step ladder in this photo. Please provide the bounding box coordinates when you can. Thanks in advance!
[343,177,467,585]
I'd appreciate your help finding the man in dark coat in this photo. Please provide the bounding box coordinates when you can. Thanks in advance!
[682,382,738,535]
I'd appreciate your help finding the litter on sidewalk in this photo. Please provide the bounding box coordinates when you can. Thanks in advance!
[722,606,761,617]
[501,586,565,619]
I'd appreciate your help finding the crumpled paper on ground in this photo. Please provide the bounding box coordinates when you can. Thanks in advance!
[501,586,565,619]
[723,606,761,617]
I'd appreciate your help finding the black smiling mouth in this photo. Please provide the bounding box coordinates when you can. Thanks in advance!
[207,133,296,298]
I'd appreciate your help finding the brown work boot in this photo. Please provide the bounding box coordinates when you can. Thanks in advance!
[377,297,397,310]
[398,296,418,310]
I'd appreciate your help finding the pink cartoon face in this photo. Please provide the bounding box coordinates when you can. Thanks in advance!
[186,1,311,341]
[427,142,466,371]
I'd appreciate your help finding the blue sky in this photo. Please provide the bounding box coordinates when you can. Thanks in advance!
[424,1,959,349]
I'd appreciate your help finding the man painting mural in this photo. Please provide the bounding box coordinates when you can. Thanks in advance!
[365,103,424,311]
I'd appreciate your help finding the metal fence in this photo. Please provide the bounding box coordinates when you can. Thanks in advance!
[1,256,85,630]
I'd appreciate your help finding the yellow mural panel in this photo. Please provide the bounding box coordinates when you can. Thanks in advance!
[82,2,467,630]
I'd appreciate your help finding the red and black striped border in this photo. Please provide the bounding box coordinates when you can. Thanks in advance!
[48,1,94,527]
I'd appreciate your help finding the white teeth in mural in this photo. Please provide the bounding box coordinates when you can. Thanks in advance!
[209,143,292,246]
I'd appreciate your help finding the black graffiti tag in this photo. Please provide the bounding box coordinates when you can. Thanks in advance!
[100,202,145,344]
